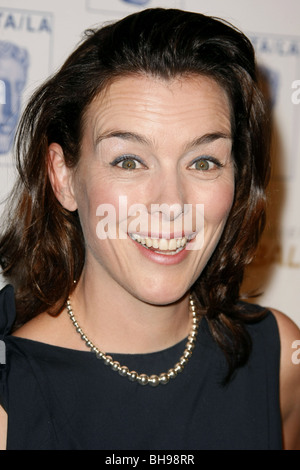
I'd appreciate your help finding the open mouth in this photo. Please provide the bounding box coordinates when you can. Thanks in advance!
[129,233,194,255]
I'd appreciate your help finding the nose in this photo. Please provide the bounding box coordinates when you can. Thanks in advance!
[150,168,186,224]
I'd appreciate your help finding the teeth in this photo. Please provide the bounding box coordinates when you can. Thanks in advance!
[130,234,188,252]
[146,238,152,247]
[158,238,167,250]
[169,238,177,251]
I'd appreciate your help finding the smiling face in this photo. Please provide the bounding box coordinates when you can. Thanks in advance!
[53,74,235,305]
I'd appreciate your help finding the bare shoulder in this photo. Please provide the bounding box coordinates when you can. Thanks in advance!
[270,308,300,339]
[269,308,300,450]
[270,308,300,388]
[270,308,300,372]
[0,405,7,450]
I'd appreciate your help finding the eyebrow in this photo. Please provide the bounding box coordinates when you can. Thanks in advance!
[184,132,232,152]
[95,130,231,149]
[95,131,149,147]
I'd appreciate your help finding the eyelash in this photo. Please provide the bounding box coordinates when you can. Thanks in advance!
[188,156,224,171]
[110,155,145,169]
[110,155,224,171]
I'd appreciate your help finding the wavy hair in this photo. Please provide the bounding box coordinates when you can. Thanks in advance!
[0,8,270,380]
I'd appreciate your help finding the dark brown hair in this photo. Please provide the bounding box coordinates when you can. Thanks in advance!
[0,8,270,380]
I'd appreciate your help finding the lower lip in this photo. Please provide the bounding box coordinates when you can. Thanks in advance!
[130,238,190,265]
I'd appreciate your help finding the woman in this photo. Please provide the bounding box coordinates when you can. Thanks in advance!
[0,8,299,450]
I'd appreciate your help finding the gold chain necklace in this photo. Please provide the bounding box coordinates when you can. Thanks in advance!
[66,294,200,387]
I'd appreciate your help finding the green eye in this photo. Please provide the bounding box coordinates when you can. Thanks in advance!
[190,156,223,172]
[110,155,144,170]
[194,159,210,171]
[121,159,137,170]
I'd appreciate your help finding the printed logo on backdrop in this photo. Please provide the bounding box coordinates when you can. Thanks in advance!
[0,8,53,166]
[249,33,300,181]
[86,0,184,15]
[0,41,29,156]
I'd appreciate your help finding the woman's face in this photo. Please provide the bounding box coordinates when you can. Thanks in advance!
[70,74,235,305]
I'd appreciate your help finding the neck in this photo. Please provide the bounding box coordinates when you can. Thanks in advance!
[70,268,191,355]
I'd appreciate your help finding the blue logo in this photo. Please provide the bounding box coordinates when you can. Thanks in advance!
[122,0,150,5]
[0,41,29,155]
[259,64,279,109]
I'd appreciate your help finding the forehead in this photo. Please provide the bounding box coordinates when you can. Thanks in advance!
[84,74,232,141]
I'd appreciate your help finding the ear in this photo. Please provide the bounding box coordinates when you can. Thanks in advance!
[47,143,78,211]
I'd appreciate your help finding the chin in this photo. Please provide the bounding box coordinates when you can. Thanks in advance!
[132,285,191,307]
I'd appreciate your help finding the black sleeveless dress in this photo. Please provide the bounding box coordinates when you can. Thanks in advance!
[0,285,282,450]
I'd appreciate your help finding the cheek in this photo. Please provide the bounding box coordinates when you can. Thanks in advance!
[73,178,108,242]
[76,176,119,217]
[201,182,235,226]
[76,179,139,242]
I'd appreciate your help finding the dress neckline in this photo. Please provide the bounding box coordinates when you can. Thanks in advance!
[7,332,190,359]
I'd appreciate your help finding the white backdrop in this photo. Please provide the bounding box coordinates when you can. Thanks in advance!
[0,0,299,326]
